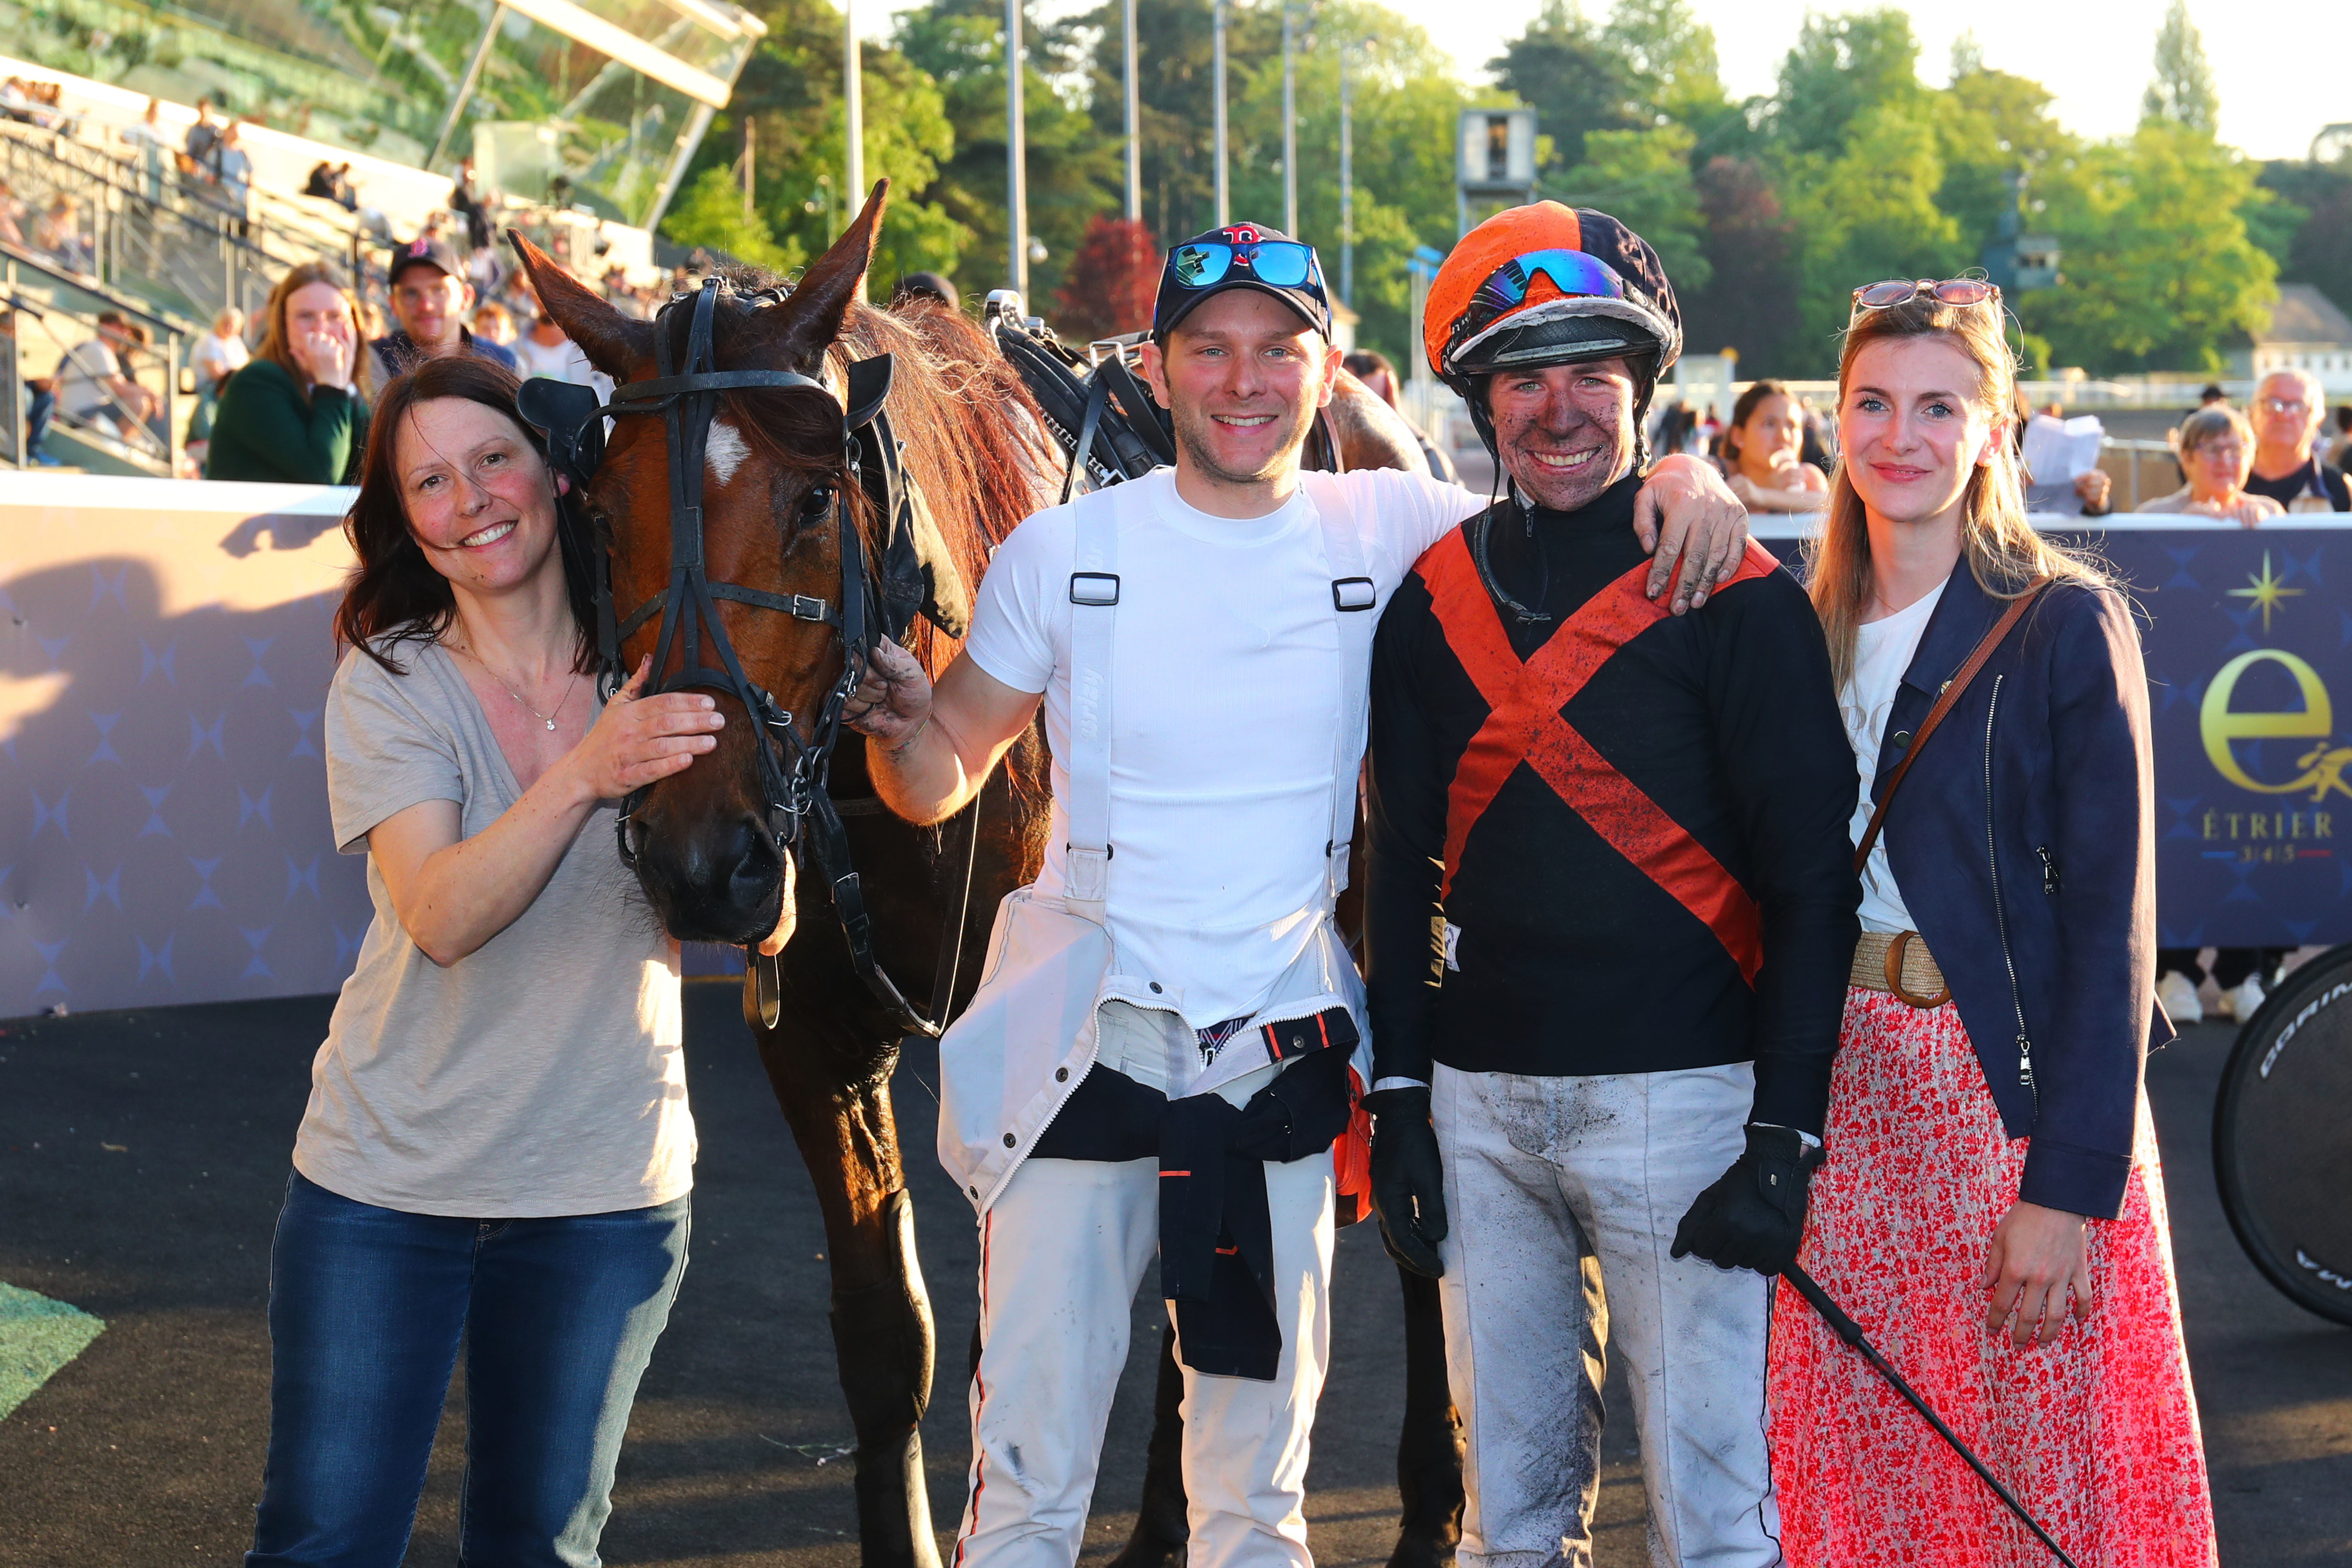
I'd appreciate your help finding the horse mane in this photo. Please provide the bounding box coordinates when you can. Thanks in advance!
[695,266,1060,679]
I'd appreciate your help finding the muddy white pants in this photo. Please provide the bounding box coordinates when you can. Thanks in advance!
[1430,1061,1778,1568]
[953,1135,1335,1568]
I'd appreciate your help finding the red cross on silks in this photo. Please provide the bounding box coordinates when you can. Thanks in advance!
[1415,530,1782,984]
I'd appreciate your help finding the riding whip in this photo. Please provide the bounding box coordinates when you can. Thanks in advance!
[1781,1264,2080,1568]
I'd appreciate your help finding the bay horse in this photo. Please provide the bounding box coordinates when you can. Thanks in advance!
[514,183,1463,1568]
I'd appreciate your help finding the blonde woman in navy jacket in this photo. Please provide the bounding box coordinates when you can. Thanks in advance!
[1764,281,2218,1568]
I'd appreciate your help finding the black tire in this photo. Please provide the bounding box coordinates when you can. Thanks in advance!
[2213,942,2352,1327]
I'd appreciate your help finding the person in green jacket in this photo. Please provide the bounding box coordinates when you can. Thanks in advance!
[206,262,372,485]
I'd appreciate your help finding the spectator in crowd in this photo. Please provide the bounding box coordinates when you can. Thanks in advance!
[890,270,955,308]
[0,77,34,124]
[56,312,162,445]
[1341,347,1458,481]
[183,98,221,183]
[3,306,60,466]
[2136,404,2282,527]
[206,263,370,485]
[1770,273,2214,1568]
[187,305,250,455]
[0,177,27,248]
[510,307,600,390]
[372,237,518,381]
[2329,404,2352,469]
[34,196,92,274]
[1652,400,1700,457]
[1716,377,1830,511]
[194,306,250,393]
[246,353,719,1566]
[215,120,254,227]
[470,301,517,347]
[2012,389,2111,516]
[122,98,168,204]
[2197,382,2226,408]
[449,159,493,251]
[303,160,359,211]
[2242,368,2349,512]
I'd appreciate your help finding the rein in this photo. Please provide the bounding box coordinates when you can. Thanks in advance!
[523,274,949,1037]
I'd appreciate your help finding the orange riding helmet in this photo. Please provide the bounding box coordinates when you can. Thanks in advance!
[1423,202,1683,388]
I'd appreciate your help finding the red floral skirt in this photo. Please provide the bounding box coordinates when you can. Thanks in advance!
[1766,988,2217,1568]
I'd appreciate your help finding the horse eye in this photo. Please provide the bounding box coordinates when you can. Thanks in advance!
[801,484,835,519]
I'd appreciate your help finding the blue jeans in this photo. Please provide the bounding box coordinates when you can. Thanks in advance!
[247,1171,691,1568]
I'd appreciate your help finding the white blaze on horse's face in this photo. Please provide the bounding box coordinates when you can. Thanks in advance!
[705,417,752,488]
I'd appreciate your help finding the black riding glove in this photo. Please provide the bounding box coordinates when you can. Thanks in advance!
[1364,1086,1449,1279]
[1670,1124,1824,1276]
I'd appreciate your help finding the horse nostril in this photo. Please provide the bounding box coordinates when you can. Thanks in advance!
[723,813,782,909]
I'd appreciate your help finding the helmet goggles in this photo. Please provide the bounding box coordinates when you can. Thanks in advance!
[1470,248,1630,318]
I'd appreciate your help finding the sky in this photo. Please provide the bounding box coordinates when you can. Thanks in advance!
[864,0,2349,164]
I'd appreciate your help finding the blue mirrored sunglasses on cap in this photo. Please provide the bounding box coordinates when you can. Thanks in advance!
[1471,248,1630,315]
[1168,239,1321,290]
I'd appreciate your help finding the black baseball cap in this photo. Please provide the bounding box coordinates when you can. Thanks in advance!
[1152,222,1332,342]
[388,236,464,287]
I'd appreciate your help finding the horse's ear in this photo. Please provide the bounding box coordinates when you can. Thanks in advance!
[760,178,890,370]
[509,230,653,377]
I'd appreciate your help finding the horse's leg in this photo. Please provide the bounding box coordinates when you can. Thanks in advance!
[1389,1261,1464,1568]
[1106,1328,1190,1568]
[758,1023,940,1568]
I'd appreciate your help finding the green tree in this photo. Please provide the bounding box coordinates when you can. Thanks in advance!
[2257,159,2352,316]
[661,164,806,273]
[894,0,1122,303]
[2142,0,2219,134]
[1779,94,1966,369]
[1771,9,1923,159]
[659,0,970,288]
[1489,1,1637,174]
[1601,0,1725,127]
[1935,67,2077,257]
[1554,125,1712,293]
[2020,123,2275,373]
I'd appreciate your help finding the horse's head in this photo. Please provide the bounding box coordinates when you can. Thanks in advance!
[515,183,891,946]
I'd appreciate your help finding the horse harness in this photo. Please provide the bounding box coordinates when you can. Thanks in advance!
[519,275,976,1041]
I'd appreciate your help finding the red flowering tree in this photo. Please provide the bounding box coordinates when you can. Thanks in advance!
[1052,215,1161,342]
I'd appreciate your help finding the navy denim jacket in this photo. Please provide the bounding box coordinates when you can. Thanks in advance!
[1872,562,2171,1219]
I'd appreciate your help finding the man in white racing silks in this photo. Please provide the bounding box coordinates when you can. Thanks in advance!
[839,220,1754,1568]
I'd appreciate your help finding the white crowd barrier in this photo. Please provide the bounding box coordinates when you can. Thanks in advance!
[0,474,368,1017]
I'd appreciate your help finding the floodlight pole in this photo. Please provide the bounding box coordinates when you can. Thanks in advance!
[1006,0,1027,295]
[1281,3,1297,236]
[1213,0,1229,227]
[844,0,863,229]
[1122,0,1140,221]
[1339,39,1354,306]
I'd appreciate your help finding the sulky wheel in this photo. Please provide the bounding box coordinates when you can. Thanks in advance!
[2214,942,2352,1327]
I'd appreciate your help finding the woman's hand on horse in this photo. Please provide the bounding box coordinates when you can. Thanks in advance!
[1981,1198,2093,1349]
[567,655,728,801]
[844,637,932,745]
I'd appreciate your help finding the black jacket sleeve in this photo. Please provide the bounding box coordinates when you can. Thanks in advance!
[1703,570,1862,1137]
[1366,584,1449,1085]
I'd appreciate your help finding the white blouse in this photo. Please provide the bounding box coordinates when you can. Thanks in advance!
[1841,581,1945,935]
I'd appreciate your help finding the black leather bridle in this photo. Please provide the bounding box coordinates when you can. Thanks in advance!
[520,274,938,1035]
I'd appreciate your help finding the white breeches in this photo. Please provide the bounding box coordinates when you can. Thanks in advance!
[1431,1061,1779,1568]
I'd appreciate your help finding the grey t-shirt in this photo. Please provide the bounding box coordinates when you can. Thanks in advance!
[296,637,692,1217]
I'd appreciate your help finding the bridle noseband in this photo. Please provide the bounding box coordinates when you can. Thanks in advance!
[524,274,932,1031]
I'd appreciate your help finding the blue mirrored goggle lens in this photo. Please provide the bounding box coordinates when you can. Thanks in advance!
[1471,248,1629,313]
[1167,241,1319,291]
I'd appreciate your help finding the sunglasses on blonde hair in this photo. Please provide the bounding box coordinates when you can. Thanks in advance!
[1849,277,2000,321]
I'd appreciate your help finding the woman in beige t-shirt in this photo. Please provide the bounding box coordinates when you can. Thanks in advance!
[248,355,735,1565]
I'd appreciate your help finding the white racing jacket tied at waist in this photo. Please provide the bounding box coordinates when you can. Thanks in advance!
[938,471,1378,1212]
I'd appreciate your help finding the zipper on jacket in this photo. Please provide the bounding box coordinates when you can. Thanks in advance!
[1984,676,2039,1113]
[2037,845,2060,896]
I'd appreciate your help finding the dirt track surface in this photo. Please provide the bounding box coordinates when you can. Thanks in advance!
[0,985,2344,1566]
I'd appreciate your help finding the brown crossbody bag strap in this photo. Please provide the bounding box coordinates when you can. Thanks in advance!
[1852,582,2050,876]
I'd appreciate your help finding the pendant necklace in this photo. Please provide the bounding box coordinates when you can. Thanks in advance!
[450,640,576,732]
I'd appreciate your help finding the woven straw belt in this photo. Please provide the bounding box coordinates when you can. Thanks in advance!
[1852,930,1952,1009]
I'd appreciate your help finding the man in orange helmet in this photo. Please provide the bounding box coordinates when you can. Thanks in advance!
[1363,203,1860,1567]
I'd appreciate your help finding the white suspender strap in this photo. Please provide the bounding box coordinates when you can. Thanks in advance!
[1301,471,1376,903]
[1064,491,1120,910]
